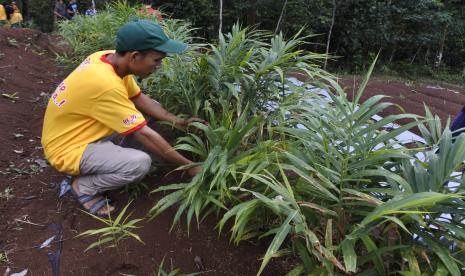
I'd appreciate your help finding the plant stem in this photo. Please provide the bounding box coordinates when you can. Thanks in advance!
[275,0,288,34]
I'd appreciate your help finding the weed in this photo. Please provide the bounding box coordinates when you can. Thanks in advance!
[0,187,14,200]
[121,182,149,201]
[0,162,41,177]
[156,257,201,276]
[6,37,18,47]
[12,133,24,139]
[0,252,9,264]
[1,93,19,103]
[13,148,24,155]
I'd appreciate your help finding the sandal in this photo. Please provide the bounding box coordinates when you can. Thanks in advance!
[59,176,117,217]
[58,176,74,198]
[59,176,112,201]
[75,194,117,217]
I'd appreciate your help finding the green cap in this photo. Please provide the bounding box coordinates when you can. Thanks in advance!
[116,20,187,54]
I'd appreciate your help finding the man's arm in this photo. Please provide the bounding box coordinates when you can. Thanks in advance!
[132,93,207,127]
[66,6,74,15]
[132,93,186,125]
[54,10,64,18]
[132,125,200,176]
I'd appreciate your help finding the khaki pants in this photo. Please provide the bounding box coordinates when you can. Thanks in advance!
[76,140,152,195]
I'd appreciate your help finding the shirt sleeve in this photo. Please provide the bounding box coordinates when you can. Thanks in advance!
[124,75,141,99]
[92,87,146,135]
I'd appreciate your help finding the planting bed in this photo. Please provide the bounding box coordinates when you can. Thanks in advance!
[337,76,465,129]
[1,28,465,275]
[289,72,465,131]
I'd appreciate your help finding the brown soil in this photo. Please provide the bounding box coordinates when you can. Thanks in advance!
[1,29,464,276]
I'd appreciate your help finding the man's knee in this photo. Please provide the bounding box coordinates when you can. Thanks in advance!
[126,151,151,181]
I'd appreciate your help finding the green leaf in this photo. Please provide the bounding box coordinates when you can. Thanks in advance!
[325,219,334,257]
[298,202,338,217]
[257,211,295,275]
[114,200,132,226]
[85,236,114,252]
[434,262,450,276]
[342,188,382,206]
[353,53,379,105]
[382,216,412,235]
[352,193,458,237]
[418,231,461,276]
[341,239,357,273]
[361,236,385,275]
[356,168,413,194]
[285,265,305,276]
[294,238,315,271]
[400,248,421,275]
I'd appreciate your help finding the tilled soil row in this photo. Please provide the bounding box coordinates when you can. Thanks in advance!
[338,77,465,127]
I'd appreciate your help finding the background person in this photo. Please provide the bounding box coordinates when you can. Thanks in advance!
[0,3,6,27]
[450,106,465,138]
[54,0,68,21]
[1,1,13,23]
[66,0,78,18]
[9,1,22,28]
[84,3,96,16]
[139,0,162,21]
[42,20,204,216]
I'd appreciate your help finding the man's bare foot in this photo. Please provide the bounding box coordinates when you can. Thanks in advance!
[71,178,116,216]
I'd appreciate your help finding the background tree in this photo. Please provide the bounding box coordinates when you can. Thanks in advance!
[324,0,337,70]
[27,0,54,32]
[24,0,465,80]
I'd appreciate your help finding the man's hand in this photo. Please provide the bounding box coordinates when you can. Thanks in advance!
[180,117,208,127]
[188,166,202,177]
[131,94,208,127]
[133,126,204,176]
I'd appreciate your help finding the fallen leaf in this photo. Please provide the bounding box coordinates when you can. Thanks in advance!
[34,159,48,168]
[13,133,24,139]
[3,267,11,276]
[39,235,56,249]
[11,269,28,276]
[194,255,204,270]
[1,93,19,100]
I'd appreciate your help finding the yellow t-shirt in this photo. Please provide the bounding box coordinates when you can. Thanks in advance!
[0,5,6,21]
[41,50,146,175]
[9,12,22,24]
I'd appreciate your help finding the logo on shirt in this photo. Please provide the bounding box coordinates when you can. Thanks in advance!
[123,114,141,126]
[77,57,91,71]
[51,81,67,108]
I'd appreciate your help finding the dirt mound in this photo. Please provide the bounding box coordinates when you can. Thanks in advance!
[0,28,66,56]
[0,28,63,172]
[0,28,65,102]
[338,76,465,127]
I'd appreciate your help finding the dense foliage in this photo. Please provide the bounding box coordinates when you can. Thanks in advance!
[58,2,465,275]
[55,0,164,66]
[24,0,465,79]
[27,0,55,32]
[154,0,465,77]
